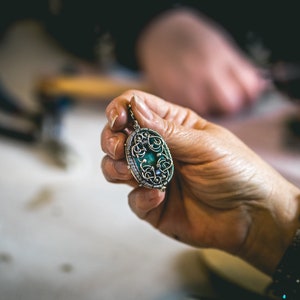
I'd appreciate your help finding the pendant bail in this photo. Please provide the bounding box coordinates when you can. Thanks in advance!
[128,104,140,131]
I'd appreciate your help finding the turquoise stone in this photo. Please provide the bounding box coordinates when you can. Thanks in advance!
[143,150,156,166]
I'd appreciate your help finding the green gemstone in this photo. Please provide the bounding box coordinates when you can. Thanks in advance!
[143,150,156,166]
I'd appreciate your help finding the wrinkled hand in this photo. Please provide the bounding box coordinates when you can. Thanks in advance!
[137,9,268,115]
[101,90,300,275]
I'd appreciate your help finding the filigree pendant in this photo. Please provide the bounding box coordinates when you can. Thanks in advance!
[125,104,174,191]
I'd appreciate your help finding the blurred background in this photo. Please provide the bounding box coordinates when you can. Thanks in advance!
[0,2,300,300]
[0,4,218,300]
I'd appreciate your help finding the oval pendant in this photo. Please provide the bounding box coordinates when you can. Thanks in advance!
[125,127,174,191]
[125,103,174,191]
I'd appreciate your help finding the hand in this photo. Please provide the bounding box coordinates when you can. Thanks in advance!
[137,9,268,115]
[101,90,300,275]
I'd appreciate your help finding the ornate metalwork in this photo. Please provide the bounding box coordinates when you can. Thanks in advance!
[125,105,174,191]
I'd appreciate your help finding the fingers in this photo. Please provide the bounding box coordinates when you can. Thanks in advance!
[229,59,268,104]
[128,187,165,222]
[101,122,135,185]
[205,58,267,115]
[208,71,244,114]
[101,155,132,181]
[104,89,171,131]
[101,124,127,160]
[130,92,208,132]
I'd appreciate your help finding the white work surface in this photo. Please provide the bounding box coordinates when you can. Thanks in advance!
[1,21,300,300]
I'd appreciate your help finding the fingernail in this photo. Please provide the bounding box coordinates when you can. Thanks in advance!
[117,160,131,176]
[108,108,119,128]
[132,94,153,121]
[108,136,119,158]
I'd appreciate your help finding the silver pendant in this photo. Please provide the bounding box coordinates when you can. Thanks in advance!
[125,104,174,191]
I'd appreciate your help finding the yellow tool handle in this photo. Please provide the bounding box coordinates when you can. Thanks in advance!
[37,75,148,99]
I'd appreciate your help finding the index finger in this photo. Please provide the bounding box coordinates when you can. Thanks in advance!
[105,89,173,129]
[105,90,141,131]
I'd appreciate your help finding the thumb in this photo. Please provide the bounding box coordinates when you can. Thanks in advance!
[130,94,209,160]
